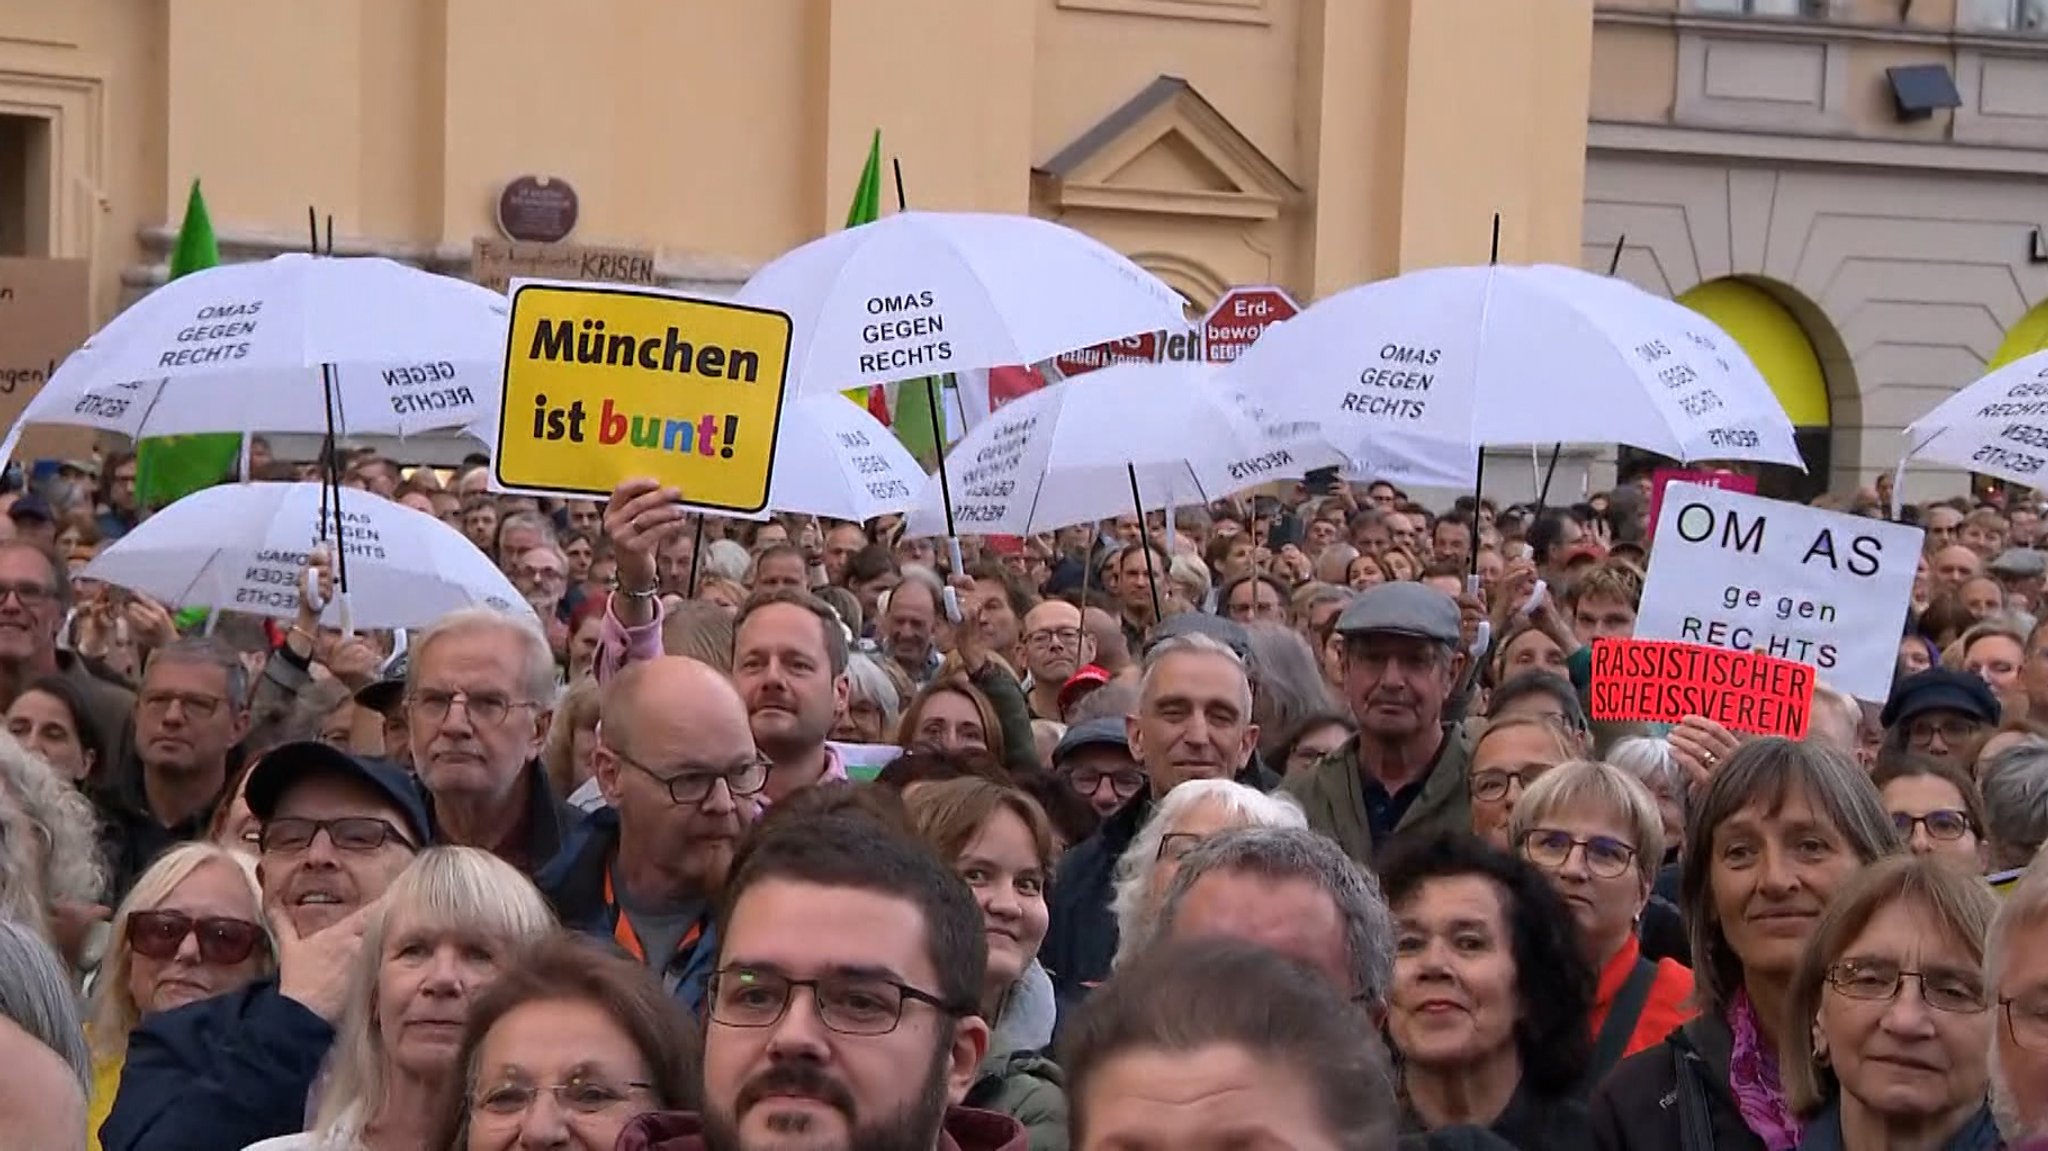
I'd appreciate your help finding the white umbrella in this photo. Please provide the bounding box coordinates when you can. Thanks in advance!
[1226,263,1803,468]
[902,361,1344,539]
[83,483,531,631]
[736,211,1189,397]
[1900,350,2048,491]
[752,394,928,521]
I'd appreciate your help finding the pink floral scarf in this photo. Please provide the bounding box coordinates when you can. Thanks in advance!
[1727,988,1802,1151]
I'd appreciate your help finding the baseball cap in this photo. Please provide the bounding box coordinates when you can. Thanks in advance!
[1145,611,1252,662]
[245,741,433,848]
[1334,582,1461,645]
[352,651,410,714]
[1879,668,2001,731]
[7,495,53,524]
[1057,665,1112,716]
[1053,716,1131,766]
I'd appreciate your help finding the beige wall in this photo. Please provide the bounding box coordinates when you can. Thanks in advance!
[0,0,1596,326]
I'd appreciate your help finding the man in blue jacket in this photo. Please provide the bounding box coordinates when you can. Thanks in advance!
[101,741,427,1151]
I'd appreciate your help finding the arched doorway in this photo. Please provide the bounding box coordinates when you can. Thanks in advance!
[1675,278,1834,502]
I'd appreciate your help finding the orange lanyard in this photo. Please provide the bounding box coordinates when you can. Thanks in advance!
[603,867,702,965]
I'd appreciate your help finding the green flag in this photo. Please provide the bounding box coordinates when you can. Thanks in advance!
[135,180,240,509]
[842,132,884,415]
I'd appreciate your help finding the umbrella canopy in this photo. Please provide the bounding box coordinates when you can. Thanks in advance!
[84,483,531,631]
[902,361,1344,538]
[1901,349,2048,488]
[737,211,1189,397]
[750,394,929,521]
[1226,263,1803,468]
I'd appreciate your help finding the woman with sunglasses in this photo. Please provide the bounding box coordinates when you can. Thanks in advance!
[86,842,271,1151]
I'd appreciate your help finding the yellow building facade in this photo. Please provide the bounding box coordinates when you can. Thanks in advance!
[11,0,2048,498]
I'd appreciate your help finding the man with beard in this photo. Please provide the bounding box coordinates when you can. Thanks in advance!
[103,742,425,1151]
[537,656,765,1014]
[735,589,852,802]
[614,813,1026,1151]
[1281,582,1475,866]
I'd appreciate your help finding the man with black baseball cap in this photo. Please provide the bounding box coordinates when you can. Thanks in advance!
[1881,667,2001,769]
[103,742,427,1151]
[1281,582,1476,866]
[1053,717,1144,820]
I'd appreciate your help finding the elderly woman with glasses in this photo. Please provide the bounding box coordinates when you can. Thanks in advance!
[1781,854,2000,1151]
[1510,761,1696,1090]
[87,843,271,1151]
[1108,779,1307,973]
[243,848,554,1151]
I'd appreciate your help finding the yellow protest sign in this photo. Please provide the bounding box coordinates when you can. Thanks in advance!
[495,282,792,514]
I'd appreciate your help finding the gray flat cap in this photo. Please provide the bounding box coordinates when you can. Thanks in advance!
[1990,548,2047,579]
[1334,581,1461,645]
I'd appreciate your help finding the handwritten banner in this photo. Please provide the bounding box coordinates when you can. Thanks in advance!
[1589,637,1815,739]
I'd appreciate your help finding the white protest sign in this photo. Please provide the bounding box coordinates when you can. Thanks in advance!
[1635,482,1923,702]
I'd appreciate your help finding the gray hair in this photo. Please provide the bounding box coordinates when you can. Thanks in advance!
[408,606,558,705]
[0,735,106,907]
[1605,736,1689,821]
[843,653,904,732]
[494,510,557,551]
[1139,632,1251,715]
[1068,679,1140,726]
[1110,779,1306,970]
[0,919,87,1087]
[144,638,250,711]
[880,564,945,616]
[1989,854,2048,1139]
[1981,737,2048,871]
[1155,826,1394,1010]
[1806,686,1862,760]
[702,538,751,583]
[1166,554,1211,606]
[1243,624,1339,763]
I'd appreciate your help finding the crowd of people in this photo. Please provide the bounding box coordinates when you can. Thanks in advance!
[0,442,2041,1150]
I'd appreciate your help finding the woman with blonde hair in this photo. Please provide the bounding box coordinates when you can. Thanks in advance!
[243,847,554,1151]
[88,843,271,1150]
[542,678,604,812]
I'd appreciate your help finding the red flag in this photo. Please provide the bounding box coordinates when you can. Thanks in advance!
[865,385,892,425]
[988,364,1048,411]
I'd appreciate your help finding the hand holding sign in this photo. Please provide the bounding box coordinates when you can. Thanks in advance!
[603,478,689,626]
[1669,716,1743,792]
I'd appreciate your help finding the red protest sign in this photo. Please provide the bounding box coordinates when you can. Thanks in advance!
[1588,637,1815,739]
[1052,332,1158,379]
[1203,286,1299,364]
[1646,468,1755,542]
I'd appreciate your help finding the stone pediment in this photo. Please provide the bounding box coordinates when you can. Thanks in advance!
[1034,75,1300,220]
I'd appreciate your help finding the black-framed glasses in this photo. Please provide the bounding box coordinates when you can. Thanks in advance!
[1068,766,1144,800]
[1520,829,1638,880]
[1904,717,1983,749]
[470,1076,655,1117]
[707,968,963,1036]
[259,817,415,855]
[1156,832,1207,864]
[1825,959,1989,1014]
[0,582,54,608]
[1024,628,1082,652]
[408,690,536,728]
[139,691,226,719]
[1892,809,1973,841]
[2002,989,2048,1052]
[618,752,769,805]
[1470,766,1549,803]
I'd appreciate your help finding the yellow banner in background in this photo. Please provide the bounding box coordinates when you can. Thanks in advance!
[495,281,792,514]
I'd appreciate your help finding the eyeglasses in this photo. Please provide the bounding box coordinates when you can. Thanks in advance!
[1068,766,1145,800]
[1520,829,1638,880]
[139,691,226,719]
[1470,766,1549,803]
[1156,832,1208,864]
[259,817,414,855]
[618,752,770,805]
[516,565,566,583]
[2002,989,2048,1052]
[127,910,267,965]
[1891,809,1973,841]
[1905,717,1983,748]
[408,690,536,728]
[471,1076,654,1117]
[707,968,962,1036]
[1025,628,1082,652]
[0,583,54,608]
[1825,958,1988,1014]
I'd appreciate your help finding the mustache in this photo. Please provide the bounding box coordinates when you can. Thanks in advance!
[736,1062,857,1117]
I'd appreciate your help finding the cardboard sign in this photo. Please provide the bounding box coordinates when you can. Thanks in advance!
[471,239,660,295]
[1646,468,1755,542]
[0,258,93,459]
[1634,483,1922,703]
[1590,638,1814,738]
[494,281,792,514]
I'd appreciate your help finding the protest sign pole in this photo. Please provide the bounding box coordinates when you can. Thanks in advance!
[1467,213,1499,581]
[1534,234,1625,515]
[1127,465,1163,622]
[892,158,968,579]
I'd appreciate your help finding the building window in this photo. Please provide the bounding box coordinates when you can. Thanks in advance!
[1959,0,2048,31]
[1692,0,1831,15]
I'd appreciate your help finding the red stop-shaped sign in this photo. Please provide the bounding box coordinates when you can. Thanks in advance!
[1052,331,1159,379]
[1203,286,1300,364]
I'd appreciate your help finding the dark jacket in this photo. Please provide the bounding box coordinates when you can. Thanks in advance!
[1280,724,1474,866]
[59,648,136,775]
[1589,1014,1766,1151]
[1401,1129,1522,1151]
[533,806,719,1015]
[1404,1083,1594,1151]
[1795,1101,2001,1151]
[419,759,579,877]
[90,748,238,904]
[969,662,1043,783]
[1041,787,1149,1007]
[100,978,334,1151]
[617,1106,1029,1151]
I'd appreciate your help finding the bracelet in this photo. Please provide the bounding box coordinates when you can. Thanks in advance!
[288,625,318,645]
[620,584,661,601]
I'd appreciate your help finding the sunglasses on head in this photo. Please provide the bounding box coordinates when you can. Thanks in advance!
[126,910,267,965]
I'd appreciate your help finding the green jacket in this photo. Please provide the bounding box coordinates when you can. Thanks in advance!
[1280,723,1475,866]
[967,1048,1068,1151]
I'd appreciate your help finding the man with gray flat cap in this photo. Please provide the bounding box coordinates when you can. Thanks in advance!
[1282,582,1475,866]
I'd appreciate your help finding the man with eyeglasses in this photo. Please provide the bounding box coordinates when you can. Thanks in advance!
[407,607,574,875]
[617,812,1027,1151]
[537,656,764,1014]
[1051,718,1143,820]
[92,639,251,902]
[0,539,134,770]
[103,740,427,1151]
[1018,598,1092,720]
